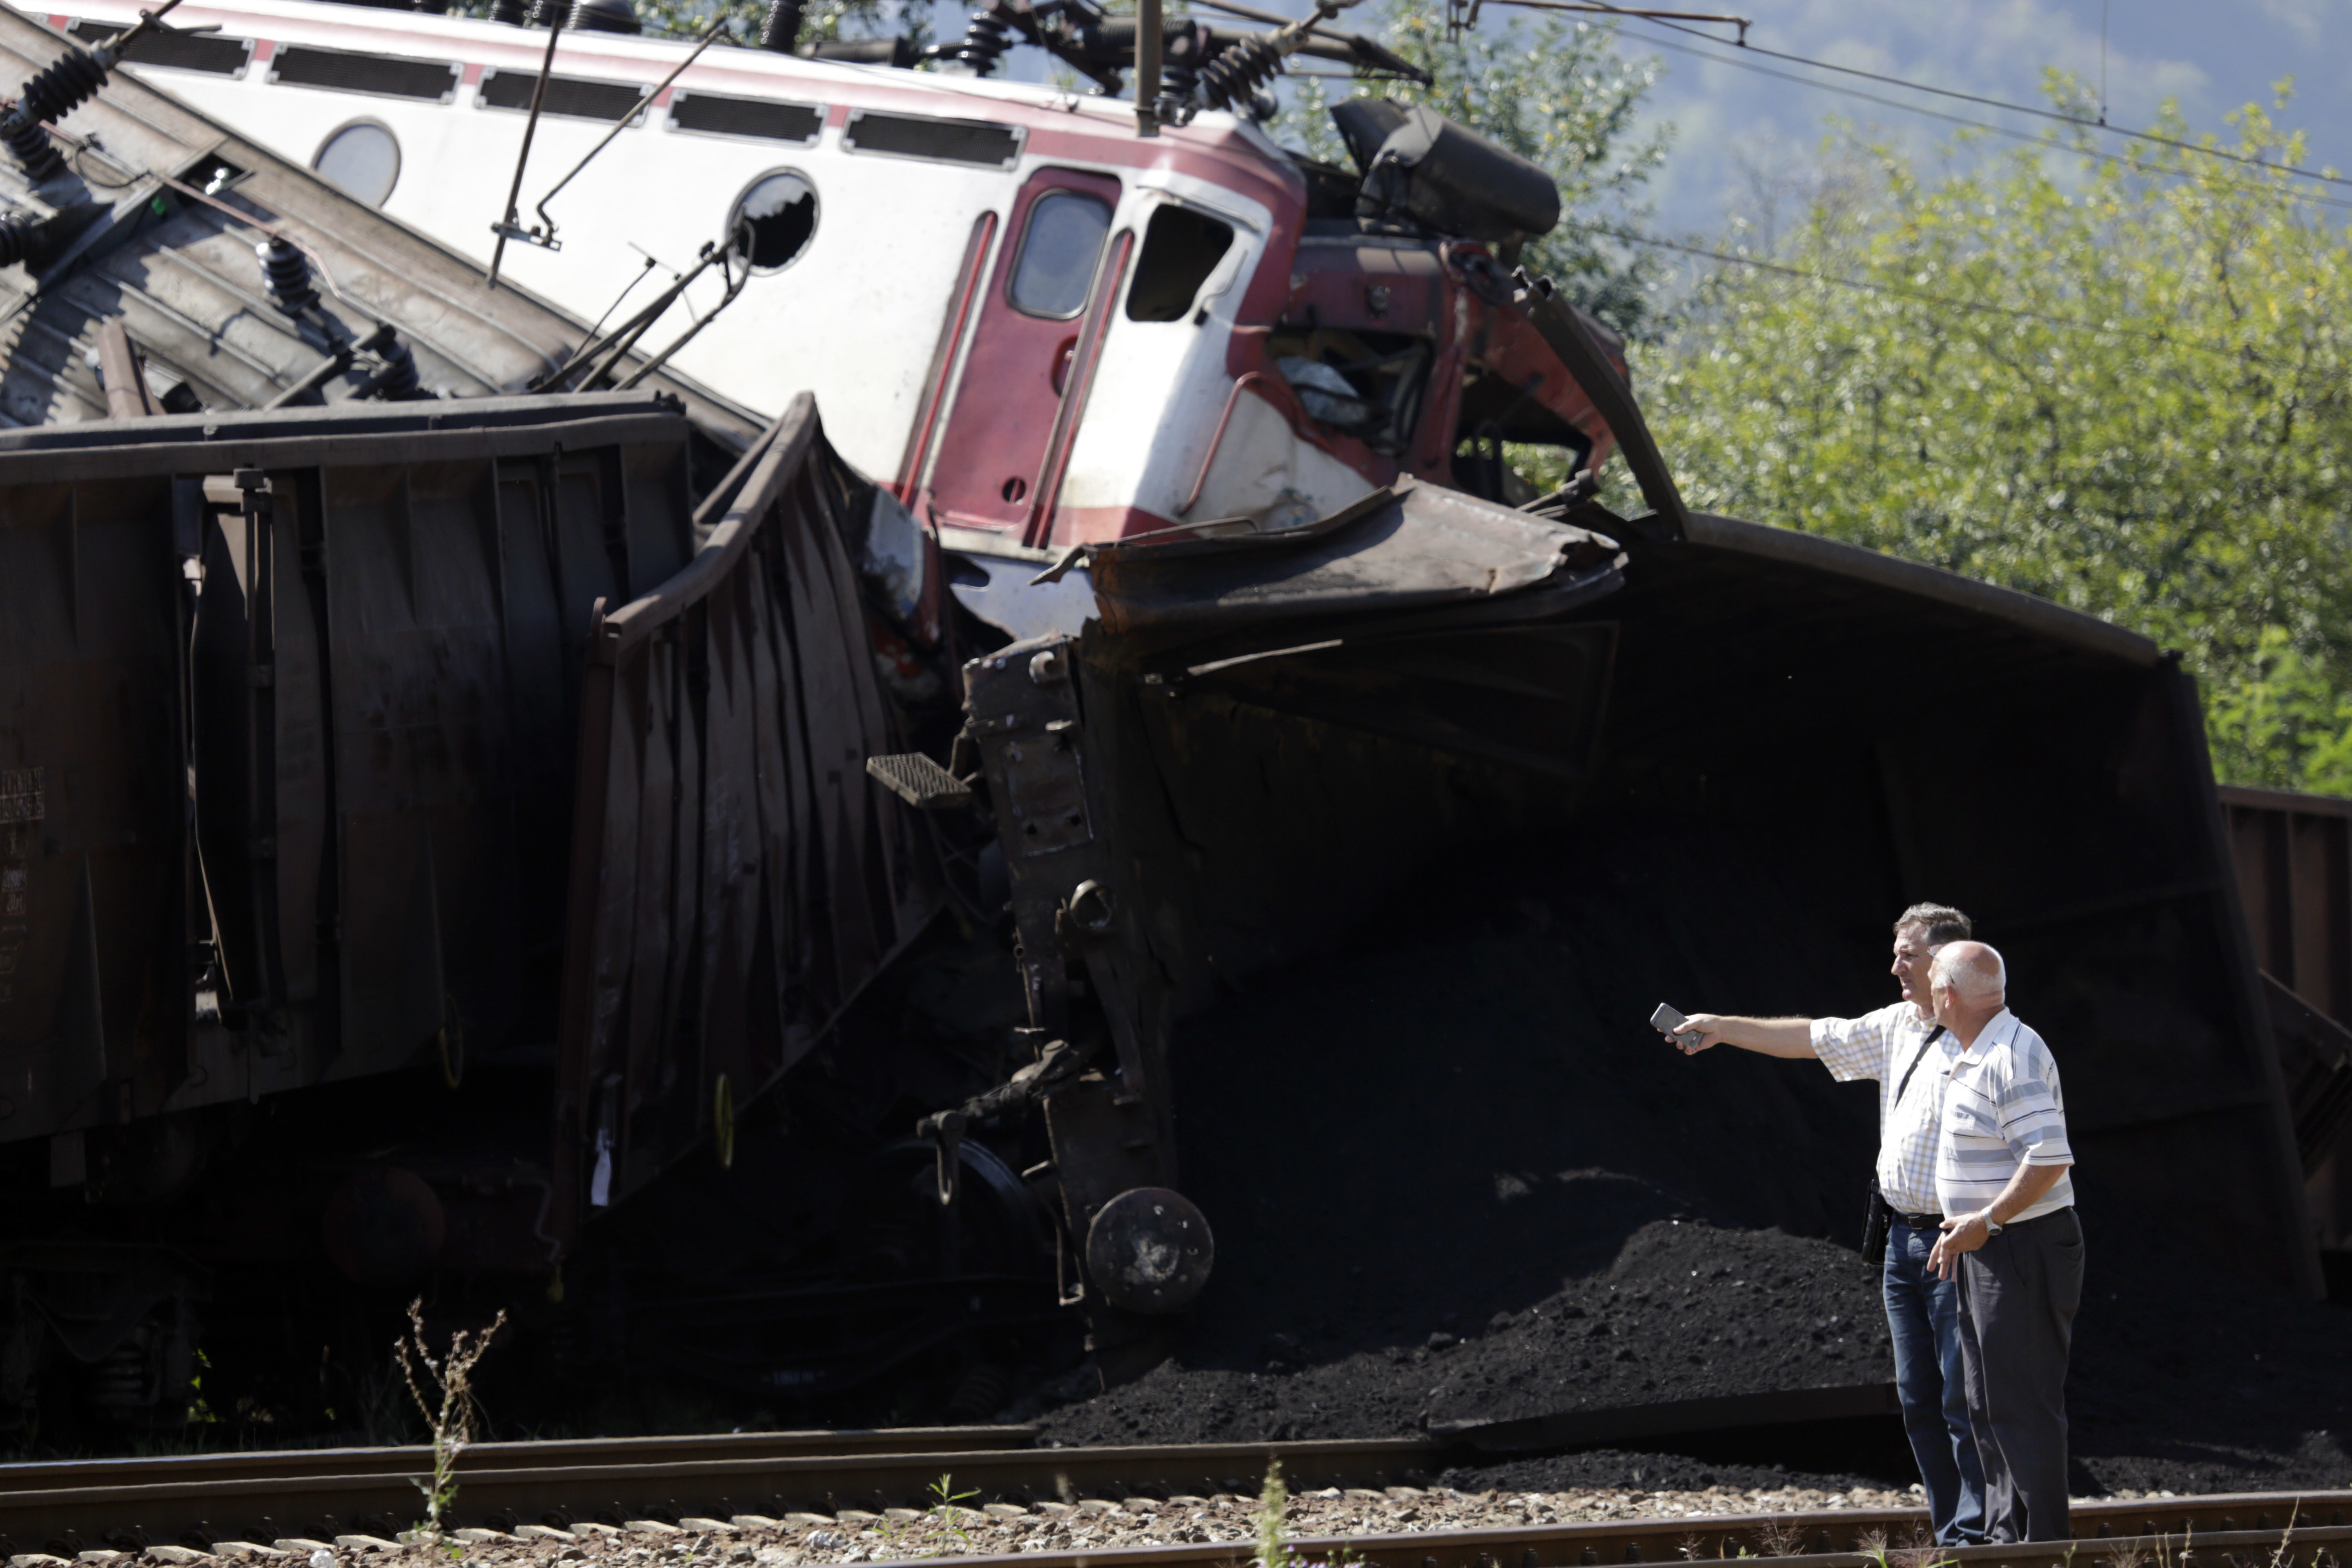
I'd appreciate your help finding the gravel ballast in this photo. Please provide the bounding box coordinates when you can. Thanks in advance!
[75,1474,2266,1568]
[53,1482,1929,1568]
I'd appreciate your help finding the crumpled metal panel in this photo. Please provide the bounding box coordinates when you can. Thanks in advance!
[1085,478,1624,639]
[553,394,942,1235]
[0,394,698,1146]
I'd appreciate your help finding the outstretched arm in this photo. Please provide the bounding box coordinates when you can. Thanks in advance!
[1668,1015,1817,1059]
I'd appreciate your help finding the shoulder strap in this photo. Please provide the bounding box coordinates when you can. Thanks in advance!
[1892,1024,1947,1105]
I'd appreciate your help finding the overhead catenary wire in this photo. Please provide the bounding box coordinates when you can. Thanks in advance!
[1471,4,2352,217]
[1559,218,2295,362]
[1475,0,2352,198]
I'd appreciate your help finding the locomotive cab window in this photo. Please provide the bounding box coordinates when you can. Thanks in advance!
[1127,204,1234,322]
[1009,190,1111,318]
[1270,326,1431,455]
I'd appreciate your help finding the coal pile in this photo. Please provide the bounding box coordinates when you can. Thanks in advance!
[1039,1217,1887,1444]
[1034,831,2352,1497]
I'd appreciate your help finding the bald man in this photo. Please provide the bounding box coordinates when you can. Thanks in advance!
[1924,942,2082,1544]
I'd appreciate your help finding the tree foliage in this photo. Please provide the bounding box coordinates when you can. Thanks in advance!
[1640,90,2352,791]
[1279,0,1668,337]
[630,0,898,45]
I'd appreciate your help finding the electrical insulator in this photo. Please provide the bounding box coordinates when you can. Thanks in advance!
[758,0,803,51]
[254,235,316,315]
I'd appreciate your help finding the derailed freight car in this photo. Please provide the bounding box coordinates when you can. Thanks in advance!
[0,391,970,1425]
[900,433,2322,1380]
[0,0,2322,1438]
[0,0,990,1426]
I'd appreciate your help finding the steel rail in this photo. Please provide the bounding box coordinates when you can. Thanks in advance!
[0,1427,1037,1489]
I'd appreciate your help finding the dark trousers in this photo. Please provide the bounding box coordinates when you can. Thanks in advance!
[1885,1221,1986,1544]
[1955,1206,2085,1543]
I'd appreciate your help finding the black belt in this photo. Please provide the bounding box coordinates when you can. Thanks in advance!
[1898,1204,2074,1231]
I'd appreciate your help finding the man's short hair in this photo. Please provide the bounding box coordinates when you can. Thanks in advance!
[1895,902,1972,947]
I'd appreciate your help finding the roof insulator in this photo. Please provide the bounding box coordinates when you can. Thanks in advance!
[365,334,421,400]
[0,44,107,182]
[758,0,804,52]
[2,115,61,183]
[567,0,640,33]
[0,207,47,269]
[255,235,316,315]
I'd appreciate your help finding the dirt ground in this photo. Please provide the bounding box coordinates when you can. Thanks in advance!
[1028,843,2352,1498]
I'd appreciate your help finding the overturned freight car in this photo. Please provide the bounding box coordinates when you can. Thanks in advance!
[0,390,975,1426]
[0,0,984,1428]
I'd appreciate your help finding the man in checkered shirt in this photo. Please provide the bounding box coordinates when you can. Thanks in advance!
[1665,904,1984,1546]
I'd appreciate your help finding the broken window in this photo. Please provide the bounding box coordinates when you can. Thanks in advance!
[729,170,818,273]
[1453,361,1596,502]
[1126,205,1234,322]
[1009,190,1112,319]
[1270,326,1430,455]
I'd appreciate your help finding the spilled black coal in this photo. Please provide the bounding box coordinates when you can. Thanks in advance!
[1036,834,2352,1498]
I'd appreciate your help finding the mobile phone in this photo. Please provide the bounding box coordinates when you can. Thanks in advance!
[1650,1002,1704,1051]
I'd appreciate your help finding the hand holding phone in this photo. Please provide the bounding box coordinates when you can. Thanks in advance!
[1650,1002,1706,1054]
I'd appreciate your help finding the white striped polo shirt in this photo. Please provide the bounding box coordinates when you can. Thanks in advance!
[1935,1009,2076,1222]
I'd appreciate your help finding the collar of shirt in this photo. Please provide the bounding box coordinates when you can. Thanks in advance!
[1949,1007,2018,1062]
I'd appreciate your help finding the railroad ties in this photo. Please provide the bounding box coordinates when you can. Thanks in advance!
[0,1432,2341,1568]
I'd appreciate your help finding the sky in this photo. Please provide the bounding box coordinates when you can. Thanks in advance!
[900,0,2352,241]
[1614,0,2352,237]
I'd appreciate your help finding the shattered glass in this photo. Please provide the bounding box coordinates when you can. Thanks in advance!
[1276,355,1374,428]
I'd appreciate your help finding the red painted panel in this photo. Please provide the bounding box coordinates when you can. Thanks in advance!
[1461,290,1618,471]
[925,166,1123,538]
[895,210,997,501]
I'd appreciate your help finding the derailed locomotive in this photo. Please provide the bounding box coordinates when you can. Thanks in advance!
[0,0,2321,1438]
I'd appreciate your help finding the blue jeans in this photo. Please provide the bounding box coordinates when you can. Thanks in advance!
[1886,1220,1987,1544]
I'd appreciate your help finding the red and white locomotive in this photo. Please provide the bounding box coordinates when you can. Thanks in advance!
[54,0,1633,553]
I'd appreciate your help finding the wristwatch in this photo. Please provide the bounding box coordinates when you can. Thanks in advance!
[1978,1209,2004,1236]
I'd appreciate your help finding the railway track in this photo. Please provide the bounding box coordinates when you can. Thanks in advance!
[0,1425,2343,1568]
[0,1434,1440,1553]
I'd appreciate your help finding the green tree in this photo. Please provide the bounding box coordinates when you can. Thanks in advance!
[1640,88,2352,791]
[1278,0,1669,337]
[628,0,902,46]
